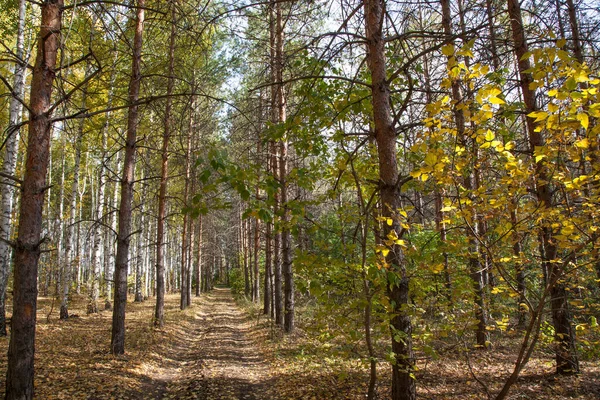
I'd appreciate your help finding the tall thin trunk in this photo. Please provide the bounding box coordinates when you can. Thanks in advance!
[55,138,66,299]
[92,52,117,302]
[181,104,194,310]
[253,215,260,302]
[269,0,284,328]
[42,140,53,299]
[60,125,82,319]
[62,52,93,318]
[273,0,294,334]
[104,151,120,309]
[0,0,27,336]
[507,0,579,375]
[243,214,250,296]
[363,0,415,398]
[111,0,145,355]
[155,0,176,326]
[134,164,147,303]
[264,215,272,314]
[566,0,583,63]
[249,220,255,301]
[195,216,202,296]
[511,209,527,328]
[187,191,195,304]
[420,14,451,297]
[6,1,63,398]
[441,0,488,348]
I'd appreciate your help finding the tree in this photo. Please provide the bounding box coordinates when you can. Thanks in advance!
[5,1,63,397]
[111,0,145,355]
[155,0,177,327]
[363,0,416,398]
[506,0,579,375]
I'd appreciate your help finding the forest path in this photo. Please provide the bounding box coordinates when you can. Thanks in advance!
[149,287,277,400]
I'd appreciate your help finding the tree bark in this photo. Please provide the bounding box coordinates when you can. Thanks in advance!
[134,164,147,303]
[506,0,579,375]
[111,0,145,355]
[441,0,489,348]
[195,216,202,296]
[62,55,92,318]
[104,151,120,310]
[92,51,117,306]
[180,101,194,310]
[5,1,63,398]
[363,0,416,398]
[155,0,177,326]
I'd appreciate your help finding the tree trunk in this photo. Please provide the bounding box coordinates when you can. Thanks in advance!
[91,51,117,304]
[134,164,147,303]
[269,0,284,328]
[363,0,415,398]
[5,1,63,398]
[181,102,194,310]
[62,60,91,319]
[0,0,27,337]
[155,0,176,326]
[104,151,120,310]
[264,216,272,315]
[111,0,145,355]
[61,126,82,320]
[566,0,583,63]
[243,215,250,296]
[441,0,489,348]
[180,148,190,308]
[253,216,260,303]
[195,216,202,296]
[507,0,579,375]
[272,0,294,334]
[55,140,66,300]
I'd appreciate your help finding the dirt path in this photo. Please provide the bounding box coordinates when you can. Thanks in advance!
[149,288,276,400]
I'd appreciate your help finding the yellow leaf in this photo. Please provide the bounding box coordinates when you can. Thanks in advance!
[577,113,589,130]
[420,173,430,182]
[561,224,574,236]
[574,138,589,148]
[485,129,495,141]
[441,44,454,56]
[528,111,548,122]
[491,140,502,149]
[556,38,567,48]
[574,69,589,83]
[424,152,437,166]
[386,218,393,226]
[489,96,505,105]
[381,249,390,257]
[431,263,444,274]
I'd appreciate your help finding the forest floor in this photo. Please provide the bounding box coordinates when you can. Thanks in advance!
[0,288,599,399]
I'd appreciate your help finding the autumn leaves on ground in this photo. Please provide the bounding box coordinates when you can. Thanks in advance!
[0,288,598,400]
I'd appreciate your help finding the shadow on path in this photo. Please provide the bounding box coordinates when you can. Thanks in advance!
[144,288,276,400]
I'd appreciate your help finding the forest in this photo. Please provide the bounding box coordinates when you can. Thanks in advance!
[0,0,599,399]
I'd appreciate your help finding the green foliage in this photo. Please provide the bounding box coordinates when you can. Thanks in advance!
[228,267,245,298]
